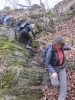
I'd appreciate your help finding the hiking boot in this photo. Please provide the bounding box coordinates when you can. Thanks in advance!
[26,45,32,49]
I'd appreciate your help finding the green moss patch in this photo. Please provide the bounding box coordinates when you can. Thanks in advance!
[0,37,30,66]
[19,67,43,85]
[32,40,40,48]
[1,67,15,88]
[5,87,43,100]
[0,98,5,100]
[17,88,43,100]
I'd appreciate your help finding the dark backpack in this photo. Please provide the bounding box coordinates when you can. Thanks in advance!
[19,22,29,30]
[42,45,51,63]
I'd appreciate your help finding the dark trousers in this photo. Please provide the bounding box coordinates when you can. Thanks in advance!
[19,29,32,46]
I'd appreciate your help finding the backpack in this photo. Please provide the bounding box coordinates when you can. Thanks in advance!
[19,22,29,30]
[42,45,51,63]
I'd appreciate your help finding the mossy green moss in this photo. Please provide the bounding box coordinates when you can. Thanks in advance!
[62,15,71,21]
[0,37,30,58]
[45,27,56,33]
[50,28,56,33]
[35,27,39,33]
[0,25,10,28]
[19,68,43,85]
[2,42,24,51]
[1,67,15,88]
[19,88,43,100]
[6,61,24,67]
[28,74,43,85]
[0,88,7,94]
[73,35,75,39]
[32,40,40,48]
[0,98,5,100]
[0,38,30,67]
[47,12,55,19]
[5,87,43,100]
[38,11,44,17]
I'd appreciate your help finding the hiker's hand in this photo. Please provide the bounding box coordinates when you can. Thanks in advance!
[52,72,58,79]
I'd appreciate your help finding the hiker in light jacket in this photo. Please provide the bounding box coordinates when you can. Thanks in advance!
[0,14,7,24]
[45,35,75,100]
[3,14,14,26]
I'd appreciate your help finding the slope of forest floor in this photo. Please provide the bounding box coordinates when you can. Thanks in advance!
[35,16,75,65]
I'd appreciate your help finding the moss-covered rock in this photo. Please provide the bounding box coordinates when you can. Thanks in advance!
[4,87,43,100]
[35,26,40,34]
[1,67,15,88]
[32,40,40,48]
[0,97,5,100]
[62,14,71,21]
[45,27,56,33]
[18,67,43,86]
[0,66,44,99]
[0,15,51,100]
[0,35,30,66]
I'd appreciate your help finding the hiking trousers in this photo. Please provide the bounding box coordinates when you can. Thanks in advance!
[49,68,67,100]
[19,29,32,46]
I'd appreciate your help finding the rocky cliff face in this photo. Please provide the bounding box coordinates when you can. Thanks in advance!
[0,25,50,100]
